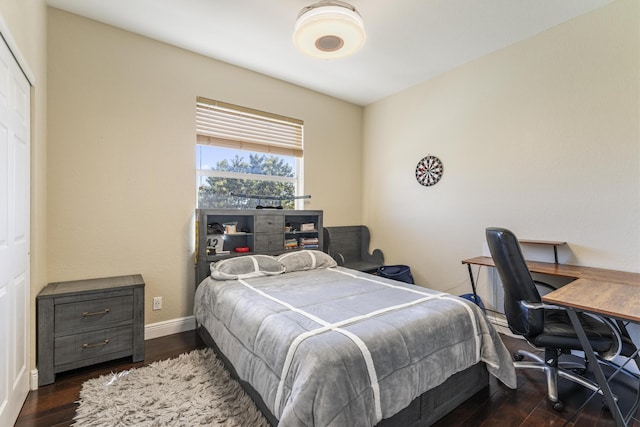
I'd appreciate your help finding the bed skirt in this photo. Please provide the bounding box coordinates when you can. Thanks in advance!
[197,325,489,427]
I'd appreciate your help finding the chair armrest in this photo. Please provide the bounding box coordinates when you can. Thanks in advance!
[333,253,345,266]
[520,301,563,311]
[362,248,384,265]
[583,313,623,360]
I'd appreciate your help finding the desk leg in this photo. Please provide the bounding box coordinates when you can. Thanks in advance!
[466,264,479,304]
[566,309,627,427]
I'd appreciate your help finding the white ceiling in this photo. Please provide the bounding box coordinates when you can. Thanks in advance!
[46,0,612,106]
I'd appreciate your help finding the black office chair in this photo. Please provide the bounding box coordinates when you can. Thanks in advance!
[485,227,640,412]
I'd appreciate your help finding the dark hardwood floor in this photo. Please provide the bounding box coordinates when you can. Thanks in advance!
[15,331,639,427]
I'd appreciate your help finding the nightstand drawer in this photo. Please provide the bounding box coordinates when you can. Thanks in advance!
[55,295,133,333]
[54,325,133,366]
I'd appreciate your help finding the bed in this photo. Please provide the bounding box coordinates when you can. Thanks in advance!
[194,251,516,426]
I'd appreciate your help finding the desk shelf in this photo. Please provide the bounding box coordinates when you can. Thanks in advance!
[518,239,567,264]
[518,239,566,264]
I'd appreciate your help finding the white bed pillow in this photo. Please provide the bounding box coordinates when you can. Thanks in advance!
[210,255,285,280]
[277,250,337,272]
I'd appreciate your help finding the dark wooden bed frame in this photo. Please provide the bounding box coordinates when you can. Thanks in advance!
[197,325,489,427]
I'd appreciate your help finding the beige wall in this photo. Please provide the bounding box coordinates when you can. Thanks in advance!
[363,0,639,305]
[0,0,48,372]
[47,8,363,326]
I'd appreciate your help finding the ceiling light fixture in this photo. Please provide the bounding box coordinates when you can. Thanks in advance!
[293,0,366,59]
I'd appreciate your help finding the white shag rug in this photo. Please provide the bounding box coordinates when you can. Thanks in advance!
[73,348,271,427]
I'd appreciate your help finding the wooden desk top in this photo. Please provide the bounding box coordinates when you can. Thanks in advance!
[462,256,640,284]
[543,279,640,323]
[463,256,640,322]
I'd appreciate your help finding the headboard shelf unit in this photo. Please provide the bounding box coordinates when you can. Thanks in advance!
[195,209,323,285]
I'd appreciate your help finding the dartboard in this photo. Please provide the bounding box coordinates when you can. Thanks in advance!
[415,155,444,187]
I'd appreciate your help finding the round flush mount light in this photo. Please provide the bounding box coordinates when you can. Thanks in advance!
[293,1,366,59]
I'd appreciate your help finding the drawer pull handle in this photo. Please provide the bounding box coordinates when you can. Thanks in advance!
[82,308,110,317]
[82,339,109,349]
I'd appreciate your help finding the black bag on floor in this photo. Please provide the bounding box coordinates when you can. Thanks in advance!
[377,265,414,284]
[459,293,486,312]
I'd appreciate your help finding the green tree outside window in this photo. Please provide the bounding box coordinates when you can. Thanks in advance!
[198,154,296,209]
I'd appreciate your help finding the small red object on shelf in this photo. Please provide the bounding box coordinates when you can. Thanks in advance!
[234,247,250,253]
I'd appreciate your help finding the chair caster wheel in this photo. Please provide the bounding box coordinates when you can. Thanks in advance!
[513,353,524,361]
[552,400,564,411]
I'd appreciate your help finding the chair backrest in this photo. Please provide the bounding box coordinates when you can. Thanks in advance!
[485,227,544,338]
[324,225,360,263]
[322,225,384,272]
[323,225,368,263]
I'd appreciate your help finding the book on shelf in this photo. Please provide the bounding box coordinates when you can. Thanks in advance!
[284,238,298,250]
[299,237,319,248]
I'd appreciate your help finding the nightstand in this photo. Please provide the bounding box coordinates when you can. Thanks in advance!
[37,274,145,386]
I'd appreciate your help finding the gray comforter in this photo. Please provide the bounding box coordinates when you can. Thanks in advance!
[194,266,516,427]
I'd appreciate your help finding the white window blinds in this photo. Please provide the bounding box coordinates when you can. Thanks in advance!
[196,97,303,158]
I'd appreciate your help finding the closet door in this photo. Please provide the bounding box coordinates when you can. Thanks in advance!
[0,34,30,426]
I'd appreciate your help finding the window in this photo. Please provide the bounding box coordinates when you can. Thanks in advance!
[196,97,303,209]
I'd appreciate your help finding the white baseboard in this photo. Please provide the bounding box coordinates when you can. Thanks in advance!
[144,315,196,340]
[30,369,38,391]
[485,311,520,338]
[485,310,507,327]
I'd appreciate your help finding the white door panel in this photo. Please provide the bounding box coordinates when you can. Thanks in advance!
[0,284,7,417]
[13,133,28,242]
[0,124,7,246]
[0,32,30,427]
[12,274,27,383]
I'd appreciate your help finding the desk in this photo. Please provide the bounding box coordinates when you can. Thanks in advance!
[543,278,640,323]
[543,279,640,426]
[463,255,640,426]
[462,256,640,282]
[462,256,639,303]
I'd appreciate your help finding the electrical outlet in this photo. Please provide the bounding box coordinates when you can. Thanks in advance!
[153,296,162,311]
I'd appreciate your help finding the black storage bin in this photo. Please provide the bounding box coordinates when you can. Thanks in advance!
[377,265,414,284]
